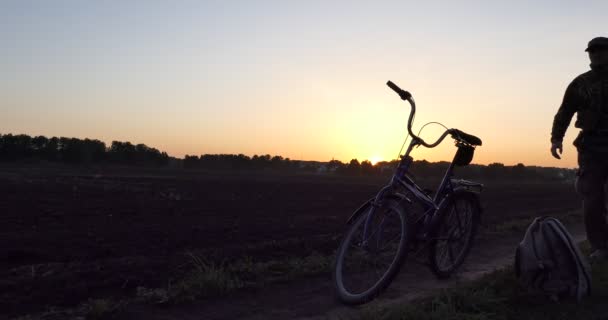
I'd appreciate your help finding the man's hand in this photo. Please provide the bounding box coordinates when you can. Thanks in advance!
[551,141,563,159]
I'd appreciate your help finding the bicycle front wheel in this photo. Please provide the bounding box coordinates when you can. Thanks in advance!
[333,199,409,305]
[428,193,480,278]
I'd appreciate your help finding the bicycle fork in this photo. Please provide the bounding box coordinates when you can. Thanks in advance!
[361,185,393,250]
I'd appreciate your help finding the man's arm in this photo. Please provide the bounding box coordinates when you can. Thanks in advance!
[551,79,580,144]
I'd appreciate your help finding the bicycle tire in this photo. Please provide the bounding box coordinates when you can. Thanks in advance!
[333,199,409,305]
[428,192,480,279]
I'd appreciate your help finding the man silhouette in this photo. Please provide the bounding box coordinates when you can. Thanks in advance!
[551,37,608,260]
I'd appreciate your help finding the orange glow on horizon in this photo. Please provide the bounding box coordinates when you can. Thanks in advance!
[370,156,382,166]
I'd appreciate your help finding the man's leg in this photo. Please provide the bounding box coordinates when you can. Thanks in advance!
[576,152,608,250]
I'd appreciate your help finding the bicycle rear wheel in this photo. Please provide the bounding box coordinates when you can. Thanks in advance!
[428,193,480,278]
[333,199,409,305]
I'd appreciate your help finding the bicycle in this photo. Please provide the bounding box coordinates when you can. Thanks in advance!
[332,81,484,305]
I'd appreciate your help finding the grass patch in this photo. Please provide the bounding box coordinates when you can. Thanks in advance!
[14,298,125,320]
[137,251,334,304]
[173,253,244,300]
[232,251,333,284]
[361,242,607,320]
[137,252,244,304]
[83,298,124,320]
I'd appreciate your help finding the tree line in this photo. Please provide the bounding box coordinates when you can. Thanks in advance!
[183,155,575,182]
[325,158,575,182]
[0,133,575,181]
[183,154,297,170]
[0,134,169,166]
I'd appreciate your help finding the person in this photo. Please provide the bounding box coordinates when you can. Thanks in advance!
[551,36,608,260]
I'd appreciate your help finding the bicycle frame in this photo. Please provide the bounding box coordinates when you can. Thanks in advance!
[360,81,483,245]
[361,138,459,243]
[334,81,484,305]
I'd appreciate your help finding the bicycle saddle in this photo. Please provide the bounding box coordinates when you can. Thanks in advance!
[450,129,482,146]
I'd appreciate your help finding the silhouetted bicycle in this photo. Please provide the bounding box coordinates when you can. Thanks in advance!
[333,81,484,305]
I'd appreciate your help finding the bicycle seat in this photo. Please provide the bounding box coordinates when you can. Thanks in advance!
[450,129,482,146]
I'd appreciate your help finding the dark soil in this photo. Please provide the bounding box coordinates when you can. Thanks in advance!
[0,164,581,318]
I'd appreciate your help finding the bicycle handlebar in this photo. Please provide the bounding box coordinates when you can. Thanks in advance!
[386,81,411,100]
[386,80,482,148]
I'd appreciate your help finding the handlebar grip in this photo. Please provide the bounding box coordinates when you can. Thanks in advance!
[386,81,402,93]
[386,81,412,100]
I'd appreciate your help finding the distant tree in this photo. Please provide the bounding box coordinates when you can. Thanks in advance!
[0,133,169,166]
[488,162,505,168]
[43,137,60,161]
[184,155,199,168]
[31,136,49,157]
[360,160,375,175]
[251,154,272,169]
[512,163,526,178]
[283,157,294,170]
[327,159,344,172]
[346,159,361,175]
[0,134,33,160]
[158,152,170,166]
[15,134,33,158]
[83,139,106,163]
[108,141,137,164]
[271,155,284,169]
[485,162,506,179]
[234,154,251,169]
[60,137,86,163]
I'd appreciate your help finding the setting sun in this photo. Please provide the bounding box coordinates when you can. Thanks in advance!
[370,156,383,166]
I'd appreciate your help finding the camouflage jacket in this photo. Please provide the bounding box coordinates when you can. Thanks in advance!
[551,69,608,144]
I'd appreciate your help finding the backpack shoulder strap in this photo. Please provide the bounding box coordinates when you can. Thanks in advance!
[516,217,549,287]
[544,218,592,299]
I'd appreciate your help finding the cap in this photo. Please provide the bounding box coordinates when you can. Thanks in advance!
[585,37,608,52]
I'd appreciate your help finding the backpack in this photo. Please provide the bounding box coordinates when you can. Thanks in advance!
[514,217,591,301]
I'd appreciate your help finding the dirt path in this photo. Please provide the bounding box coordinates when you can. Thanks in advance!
[117,223,586,320]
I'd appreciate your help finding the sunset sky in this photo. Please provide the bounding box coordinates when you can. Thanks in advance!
[2,1,607,168]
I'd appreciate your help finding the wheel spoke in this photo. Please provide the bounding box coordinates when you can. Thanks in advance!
[438,240,450,266]
[453,202,465,231]
[380,233,402,250]
[430,197,478,275]
[447,242,456,263]
[334,200,407,301]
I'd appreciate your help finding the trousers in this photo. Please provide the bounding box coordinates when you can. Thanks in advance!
[576,150,608,249]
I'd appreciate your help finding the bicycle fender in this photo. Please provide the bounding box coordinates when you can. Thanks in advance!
[345,198,374,225]
[451,189,483,222]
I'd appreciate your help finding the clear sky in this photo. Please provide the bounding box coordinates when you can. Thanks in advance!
[1,1,606,167]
